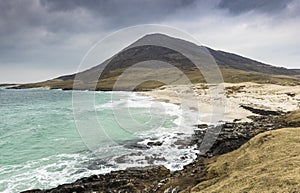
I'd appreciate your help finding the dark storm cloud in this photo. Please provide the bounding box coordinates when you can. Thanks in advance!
[218,0,293,15]
[0,0,198,67]
[0,0,299,83]
[40,0,196,28]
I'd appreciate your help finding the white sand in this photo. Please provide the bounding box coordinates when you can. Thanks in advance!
[139,82,300,123]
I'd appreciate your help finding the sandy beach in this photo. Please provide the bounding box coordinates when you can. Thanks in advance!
[139,82,300,122]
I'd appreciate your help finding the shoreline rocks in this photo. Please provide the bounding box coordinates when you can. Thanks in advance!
[191,114,292,157]
[22,112,300,193]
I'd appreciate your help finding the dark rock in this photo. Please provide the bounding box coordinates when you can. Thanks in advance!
[224,122,235,128]
[145,155,167,164]
[61,88,72,91]
[25,166,170,193]
[194,124,208,129]
[173,137,192,149]
[233,118,241,122]
[147,141,163,146]
[191,114,295,157]
[123,142,150,150]
[21,189,42,193]
[240,105,282,116]
[286,93,296,97]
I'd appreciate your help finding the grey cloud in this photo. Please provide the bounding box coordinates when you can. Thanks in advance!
[218,0,293,15]
[0,0,299,83]
[41,0,195,16]
[0,0,98,67]
[40,0,196,28]
[0,0,198,66]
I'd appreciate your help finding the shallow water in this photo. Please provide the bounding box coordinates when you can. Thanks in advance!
[0,88,199,192]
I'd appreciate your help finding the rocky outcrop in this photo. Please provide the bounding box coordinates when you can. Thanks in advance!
[22,166,170,193]
[192,114,295,157]
[240,105,282,116]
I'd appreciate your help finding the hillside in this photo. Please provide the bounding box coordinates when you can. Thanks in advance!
[292,69,300,74]
[207,48,299,76]
[190,127,300,193]
[11,34,300,90]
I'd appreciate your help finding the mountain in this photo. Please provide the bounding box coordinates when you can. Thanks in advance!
[12,34,300,90]
[207,48,299,76]
[293,69,300,73]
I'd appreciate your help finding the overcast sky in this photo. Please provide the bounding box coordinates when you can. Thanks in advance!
[0,0,299,83]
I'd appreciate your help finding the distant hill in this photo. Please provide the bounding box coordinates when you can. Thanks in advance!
[291,69,300,75]
[12,34,300,90]
[207,48,299,76]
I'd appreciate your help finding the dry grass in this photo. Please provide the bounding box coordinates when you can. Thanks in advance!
[15,67,300,90]
[190,127,300,193]
[221,68,300,86]
[283,109,300,125]
[16,80,74,90]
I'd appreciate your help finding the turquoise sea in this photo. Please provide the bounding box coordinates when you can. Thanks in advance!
[0,88,199,192]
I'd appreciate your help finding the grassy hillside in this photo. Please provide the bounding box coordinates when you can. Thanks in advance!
[282,109,300,125]
[13,67,300,90]
[190,127,300,193]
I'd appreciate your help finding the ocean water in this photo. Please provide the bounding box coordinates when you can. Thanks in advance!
[0,88,199,192]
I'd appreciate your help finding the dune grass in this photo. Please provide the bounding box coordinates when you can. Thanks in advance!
[190,127,300,193]
[283,109,300,125]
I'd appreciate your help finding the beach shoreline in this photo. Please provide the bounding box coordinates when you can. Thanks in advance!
[139,82,300,122]
[22,112,300,193]
[21,82,300,192]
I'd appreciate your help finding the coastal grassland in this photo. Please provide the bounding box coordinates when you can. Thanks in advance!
[13,67,300,90]
[220,67,300,85]
[0,83,17,87]
[11,79,75,90]
[190,127,300,193]
[283,109,300,125]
